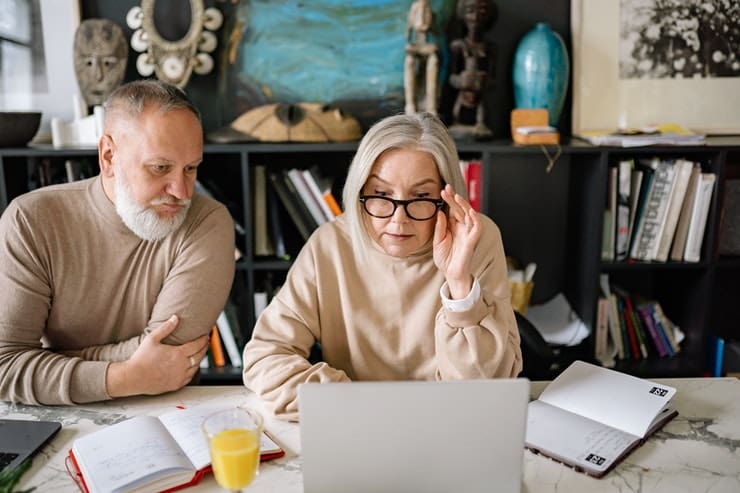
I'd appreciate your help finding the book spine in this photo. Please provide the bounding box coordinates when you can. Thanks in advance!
[619,296,641,360]
[683,173,716,262]
[630,160,676,261]
[466,160,482,211]
[628,165,656,259]
[266,174,290,260]
[615,160,632,261]
[608,293,624,359]
[269,171,315,241]
[615,296,632,360]
[626,166,642,251]
[670,165,701,261]
[253,165,275,257]
[323,191,342,216]
[216,311,242,367]
[301,169,335,222]
[287,169,328,226]
[654,159,693,262]
[636,304,668,357]
[649,303,678,356]
[209,325,226,367]
[595,296,608,359]
[625,297,649,359]
[601,209,614,262]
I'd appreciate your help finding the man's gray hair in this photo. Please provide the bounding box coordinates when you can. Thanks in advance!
[103,79,200,127]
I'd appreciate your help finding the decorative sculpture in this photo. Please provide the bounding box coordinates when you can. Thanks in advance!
[404,0,439,115]
[73,19,128,107]
[448,0,497,140]
[208,103,362,143]
[126,0,222,88]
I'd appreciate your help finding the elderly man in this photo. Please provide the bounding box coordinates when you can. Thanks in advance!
[0,80,235,405]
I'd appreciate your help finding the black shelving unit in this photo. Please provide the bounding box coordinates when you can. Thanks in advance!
[2,137,739,382]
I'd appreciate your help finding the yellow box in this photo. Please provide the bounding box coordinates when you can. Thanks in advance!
[510,108,559,145]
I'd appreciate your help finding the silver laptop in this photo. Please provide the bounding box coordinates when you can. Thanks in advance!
[299,379,530,493]
[0,419,61,472]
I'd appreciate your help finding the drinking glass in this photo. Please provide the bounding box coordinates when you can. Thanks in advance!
[202,407,263,492]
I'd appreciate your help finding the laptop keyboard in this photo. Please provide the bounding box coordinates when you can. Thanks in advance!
[0,452,19,472]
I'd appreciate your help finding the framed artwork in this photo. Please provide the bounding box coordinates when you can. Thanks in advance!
[224,0,456,128]
[571,0,740,135]
[0,0,81,141]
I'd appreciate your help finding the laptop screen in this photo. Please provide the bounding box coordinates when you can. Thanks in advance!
[299,379,530,493]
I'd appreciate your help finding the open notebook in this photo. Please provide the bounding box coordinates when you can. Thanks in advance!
[299,379,530,493]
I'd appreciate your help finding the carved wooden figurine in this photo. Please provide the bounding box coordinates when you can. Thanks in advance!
[404,0,439,115]
[448,0,497,139]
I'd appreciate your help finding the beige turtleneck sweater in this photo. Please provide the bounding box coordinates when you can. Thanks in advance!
[243,213,522,421]
[0,176,235,405]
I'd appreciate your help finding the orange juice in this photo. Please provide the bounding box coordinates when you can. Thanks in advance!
[209,428,260,490]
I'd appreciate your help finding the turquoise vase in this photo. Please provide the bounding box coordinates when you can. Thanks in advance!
[512,23,570,127]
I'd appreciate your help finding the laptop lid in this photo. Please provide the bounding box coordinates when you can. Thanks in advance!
[299,379,530,493]
[0,419,61,472]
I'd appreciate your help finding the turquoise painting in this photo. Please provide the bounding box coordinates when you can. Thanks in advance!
[232,0,456,124]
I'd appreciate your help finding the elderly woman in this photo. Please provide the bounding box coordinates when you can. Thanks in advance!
[242,112,521,420]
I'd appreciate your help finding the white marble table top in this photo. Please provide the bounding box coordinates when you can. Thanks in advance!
[4,377,739,493]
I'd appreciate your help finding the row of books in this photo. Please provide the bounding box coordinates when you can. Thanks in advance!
[29,158,96,188]
[253,165,341,260]
[201,277,281,369]
[595,274,683,365]
[602,157,716,263]
[199,305,244,369]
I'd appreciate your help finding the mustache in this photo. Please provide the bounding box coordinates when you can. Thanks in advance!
[149,197,191,207]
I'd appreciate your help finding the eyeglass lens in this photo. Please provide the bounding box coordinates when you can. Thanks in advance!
[362,196,439,220]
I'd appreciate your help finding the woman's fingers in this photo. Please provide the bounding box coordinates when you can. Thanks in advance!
[442,184,474,226]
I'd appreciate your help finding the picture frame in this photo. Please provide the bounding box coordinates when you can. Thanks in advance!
[0,0,81,142]
[571,0,740,136]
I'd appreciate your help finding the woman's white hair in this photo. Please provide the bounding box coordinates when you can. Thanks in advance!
[342,112,467,261]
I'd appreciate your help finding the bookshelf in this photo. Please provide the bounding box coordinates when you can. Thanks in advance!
[1,137,739,383]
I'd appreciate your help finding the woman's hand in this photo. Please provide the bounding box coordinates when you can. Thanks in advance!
[433,184,482,299]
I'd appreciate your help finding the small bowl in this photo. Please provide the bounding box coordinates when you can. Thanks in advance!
[0,112,42,147]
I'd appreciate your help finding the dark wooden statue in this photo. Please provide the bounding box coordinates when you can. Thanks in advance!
[448,0,497,140]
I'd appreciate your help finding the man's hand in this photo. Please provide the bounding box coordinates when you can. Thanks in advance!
[106,315,210,398]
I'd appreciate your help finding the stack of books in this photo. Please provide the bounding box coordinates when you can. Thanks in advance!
[595,274,684,365]
[579,124,706,147]
[601,157,716,263]
[253,165,342,260]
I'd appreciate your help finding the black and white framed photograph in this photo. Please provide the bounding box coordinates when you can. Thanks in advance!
[0,0,81,141]
[571,0,740,135]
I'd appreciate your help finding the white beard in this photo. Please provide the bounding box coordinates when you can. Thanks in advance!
[114,171,191,241]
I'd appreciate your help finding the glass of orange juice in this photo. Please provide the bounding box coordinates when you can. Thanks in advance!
[203,407,263,492]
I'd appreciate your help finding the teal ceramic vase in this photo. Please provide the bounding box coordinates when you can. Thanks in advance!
[512,23,570,126]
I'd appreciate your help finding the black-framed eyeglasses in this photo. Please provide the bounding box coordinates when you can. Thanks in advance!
[359,195,444,221]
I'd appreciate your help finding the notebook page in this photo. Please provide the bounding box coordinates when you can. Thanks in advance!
[159,404,225,470]
[159,403,282,469]
[538,361,675,437]
[526,400,639,476]
[72,416,194,493]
